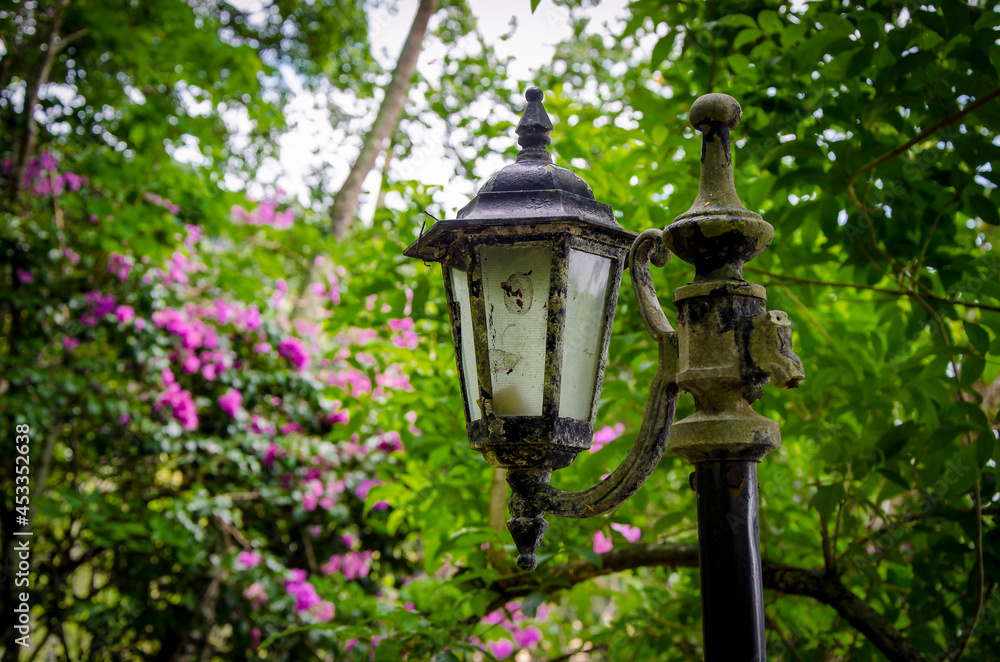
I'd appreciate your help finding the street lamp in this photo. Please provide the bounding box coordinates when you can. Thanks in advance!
[405,87,804,658]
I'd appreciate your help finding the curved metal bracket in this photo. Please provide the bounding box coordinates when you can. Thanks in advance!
[630,228,674,341]
[506,230,679,570]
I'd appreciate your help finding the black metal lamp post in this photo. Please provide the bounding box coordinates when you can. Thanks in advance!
[405,87,804,659]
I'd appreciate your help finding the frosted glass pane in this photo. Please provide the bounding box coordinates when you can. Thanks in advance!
[481,245,551,416]
[450,268,481,422]
[560,250,611,420]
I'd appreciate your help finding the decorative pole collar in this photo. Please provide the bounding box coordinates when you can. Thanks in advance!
[516,87,553,164]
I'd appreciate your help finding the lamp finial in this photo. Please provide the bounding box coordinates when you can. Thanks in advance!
[516,86,553,163]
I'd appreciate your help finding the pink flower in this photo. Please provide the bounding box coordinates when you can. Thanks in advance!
[302,492,318,511]
[278,337,310,371]
[388,318,414,332]
[235,550,262,570]
[592,530,613,554]
[61,336,80,350]
[243,582,268,607]
[482,609,505,626]
[184,224,201,247]
[15,269,33,283]
[250,415,274,435]
[279,422,302,435]
[201,363,217,381]
[309,600,335,622]
[513,626,543,648]
[218,388,243,417]
[119,414,131,425]
[134,318,147,330]
[115,305,135,324]
[489,639,514,658]
[155,381,198,430]
[374,430,402,454]
[341,532,357,549]
[39,152,58,171]
[355,478,381,500]
[611,522,642,543]
[590,423,625,452]
[212,299,233,325]
[285,572,321,612]
[182,354,200,374]
[253,342,272,354]
[405,410,422,436]
[322,555,342,576]
[108,252,132,281]
[323,406,350,426]
[63,248,80,264]
[85,291,116,318]
[262,441,281,467]
[62,172,86,191]
[341,551,373,580]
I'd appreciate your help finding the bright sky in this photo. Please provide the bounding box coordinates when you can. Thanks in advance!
[265,0,632,223]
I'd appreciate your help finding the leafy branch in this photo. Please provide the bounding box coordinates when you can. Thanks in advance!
[488,543,927,662]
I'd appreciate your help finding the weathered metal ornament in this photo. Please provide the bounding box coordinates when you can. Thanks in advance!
[660,93,805,464]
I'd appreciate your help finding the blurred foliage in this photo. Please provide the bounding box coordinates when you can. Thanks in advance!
[1,0,999,661]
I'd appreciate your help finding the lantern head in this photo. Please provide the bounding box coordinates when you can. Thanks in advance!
[404,87,636,471]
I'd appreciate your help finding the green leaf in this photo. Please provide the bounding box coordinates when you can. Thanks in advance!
[733,27,761,51]
[519,590,547,617]
[651,124,668,145]
[968,194,1000,225]
[963,322,990,356]
[728,53,751,76]
[571,546,604,569]
[959,355,986,387]
[716,13,758,30]
[878,422,921,459]
[530,0,541,13]
[757,9,782,35]
[946,444,984,498]
[975,431,997,469]
[811,483,846,520]
[878,467,910,491]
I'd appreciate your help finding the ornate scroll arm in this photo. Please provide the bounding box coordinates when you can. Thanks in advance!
[505,231,679,570]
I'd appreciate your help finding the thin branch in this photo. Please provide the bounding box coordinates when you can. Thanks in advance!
[817,480,835,573]
[849,87,1000,183]
[746,267,1000,313]
[950,479,985,661]
[914,198,959,277]
[545,643,607,662]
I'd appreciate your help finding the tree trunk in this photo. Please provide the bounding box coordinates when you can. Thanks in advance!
[329,0,439,240]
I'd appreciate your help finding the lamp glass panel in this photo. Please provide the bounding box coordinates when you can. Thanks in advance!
[480,245,551,416]
[449,267,481,422]
[559,249,612,420]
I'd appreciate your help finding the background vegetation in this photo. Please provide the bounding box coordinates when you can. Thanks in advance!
[1,0,998,660]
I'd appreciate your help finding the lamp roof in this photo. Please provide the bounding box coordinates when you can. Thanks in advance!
[404,87,634,263]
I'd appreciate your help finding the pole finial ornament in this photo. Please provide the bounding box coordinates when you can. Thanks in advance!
[662,93,772,281]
